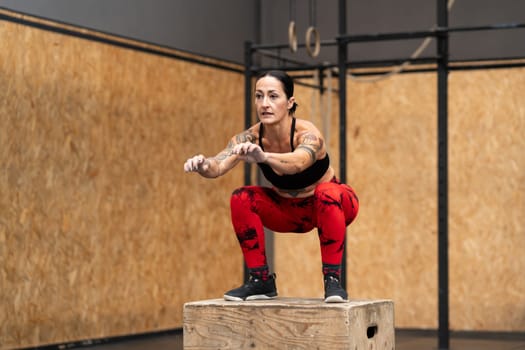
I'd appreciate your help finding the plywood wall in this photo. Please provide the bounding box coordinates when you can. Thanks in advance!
[448,69,525,331]
[345,73,440,329]
[275,69,525,331]
[0,12,244,348]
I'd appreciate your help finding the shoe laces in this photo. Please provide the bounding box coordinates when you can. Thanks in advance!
[245,274,264,287]
[324,274,341,290]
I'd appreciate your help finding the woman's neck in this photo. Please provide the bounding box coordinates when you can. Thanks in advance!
[261,115,294,152]
[262,115,293,140]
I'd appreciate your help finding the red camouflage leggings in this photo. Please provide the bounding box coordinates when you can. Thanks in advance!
[230,177,359,268]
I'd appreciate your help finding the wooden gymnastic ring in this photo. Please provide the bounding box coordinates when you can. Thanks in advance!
[305,26,320,57]
[288,21,298,53]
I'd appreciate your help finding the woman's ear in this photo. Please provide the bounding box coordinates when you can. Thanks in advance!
[288,96,296,110]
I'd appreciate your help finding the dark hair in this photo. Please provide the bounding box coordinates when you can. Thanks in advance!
[256,70,298,114]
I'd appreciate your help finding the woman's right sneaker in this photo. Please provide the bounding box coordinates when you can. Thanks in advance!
[224,273,278,301]
[324,273,348,303]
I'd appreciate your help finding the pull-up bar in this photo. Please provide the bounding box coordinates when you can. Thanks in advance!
[337,22,525,44]
[249,21,525,52]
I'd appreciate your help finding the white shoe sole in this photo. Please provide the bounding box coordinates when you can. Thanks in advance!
[223,294,277,301]
[324,295,348,303]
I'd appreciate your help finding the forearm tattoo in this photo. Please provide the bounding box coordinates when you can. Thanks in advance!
[235,130,256,144]
[213,130,257,162]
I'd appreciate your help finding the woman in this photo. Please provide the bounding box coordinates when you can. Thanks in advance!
[183,70,359,303]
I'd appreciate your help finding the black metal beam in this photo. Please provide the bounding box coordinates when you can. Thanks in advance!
[251,55,525,76]
[252,22,525,51]
[244,42,254,186]
[449,60,525,70]
[249,63,336,74]
[337,22,525,44]
[251,39,337,51]
[338,0,348,290]
[343,60,525,76]
[348,56,440,69]
[339,29,438,44]
[437,0,450,349]
[346,56,525,70]
[446,22,525,33]
[244,40,254,283]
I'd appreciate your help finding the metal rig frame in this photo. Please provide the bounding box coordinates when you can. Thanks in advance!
[243,1,525,349]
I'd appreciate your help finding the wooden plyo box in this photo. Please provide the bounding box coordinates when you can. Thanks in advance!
[183,298,394,349]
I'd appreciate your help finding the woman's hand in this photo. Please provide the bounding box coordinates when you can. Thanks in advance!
[183,154,211,172]
[232,142,267,163]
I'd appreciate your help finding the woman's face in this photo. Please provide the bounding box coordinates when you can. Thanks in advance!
[255,76,295,125]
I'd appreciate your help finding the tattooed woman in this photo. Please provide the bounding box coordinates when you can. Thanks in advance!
[183,70,359,303]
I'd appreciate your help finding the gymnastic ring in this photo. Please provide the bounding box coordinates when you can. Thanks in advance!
[305,26,320,58]
[288,21,298,53]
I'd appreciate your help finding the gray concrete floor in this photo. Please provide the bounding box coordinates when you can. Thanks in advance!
[80,330,525,350]
[396,331,525,350]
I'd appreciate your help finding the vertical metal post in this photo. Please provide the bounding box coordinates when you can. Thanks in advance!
[338,0,348,289]
[244,41,253,187]
[253,0,262,68]
[244,40,253,282]
[437,0,450,349]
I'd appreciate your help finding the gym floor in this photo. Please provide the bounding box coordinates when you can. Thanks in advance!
[78,329,525,350]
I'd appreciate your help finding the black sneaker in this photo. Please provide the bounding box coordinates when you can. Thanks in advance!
[224,273,278,301]
[324,274,348,303]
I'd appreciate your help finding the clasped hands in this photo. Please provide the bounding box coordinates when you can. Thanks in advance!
[231,142,268,164]
[184,142,267,173]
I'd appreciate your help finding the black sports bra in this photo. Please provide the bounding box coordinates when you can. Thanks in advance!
[257,118,330,190]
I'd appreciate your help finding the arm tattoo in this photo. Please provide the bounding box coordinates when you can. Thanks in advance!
[235,130,256,144]
[297,133,322,163]
[296,145,317,163]
[213,130,256,162]
[214,152,231,161]
[302,133,321,149]
[213,140,234,161]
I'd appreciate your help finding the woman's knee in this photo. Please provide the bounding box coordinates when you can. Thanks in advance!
[314,182,359,224]
[231,186,257,203]
[314,183,344,205]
